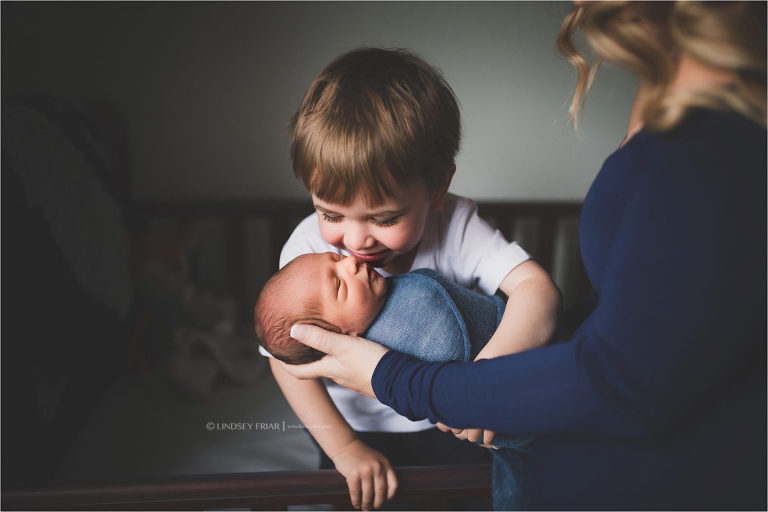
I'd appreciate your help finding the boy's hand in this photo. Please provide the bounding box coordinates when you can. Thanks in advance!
[331,439,398,510]
[436,422,499,449]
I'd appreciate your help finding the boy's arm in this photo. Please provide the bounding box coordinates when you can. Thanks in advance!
[441,260,559,447]
[474,260,560,360]
[268,359,397,510]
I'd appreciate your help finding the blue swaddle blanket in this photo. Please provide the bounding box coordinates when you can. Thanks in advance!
[363,268,530,510]
[363,268,504,362]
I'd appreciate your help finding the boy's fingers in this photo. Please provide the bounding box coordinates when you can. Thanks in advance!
[347,477,361,509]
[435,422,451,433]
[360,475,374,511]
[483,430,496,445]
[467,429,482,443]
[290,323,338,355]
[373,471,387,509]
[386,468,398,500]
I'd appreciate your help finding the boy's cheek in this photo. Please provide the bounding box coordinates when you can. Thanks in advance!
[393,221,426,251]
[318,222,343,248]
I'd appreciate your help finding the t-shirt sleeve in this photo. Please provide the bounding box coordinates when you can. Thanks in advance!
[445,197,530,295]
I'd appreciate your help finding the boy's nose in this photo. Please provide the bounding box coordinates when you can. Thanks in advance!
[344,224,375,251]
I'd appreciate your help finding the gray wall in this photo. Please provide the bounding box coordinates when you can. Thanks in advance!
[3,1,638,201]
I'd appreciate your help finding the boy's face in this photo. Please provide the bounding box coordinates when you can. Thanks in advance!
[292,252,388,335]
[312,180,441,274]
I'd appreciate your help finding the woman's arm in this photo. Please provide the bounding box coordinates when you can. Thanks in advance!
[452,259,559,446]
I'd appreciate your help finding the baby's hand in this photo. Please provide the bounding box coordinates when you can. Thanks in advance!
[436,422,499,449]
[331,439,398,510]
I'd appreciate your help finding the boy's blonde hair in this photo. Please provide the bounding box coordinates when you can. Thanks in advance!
[289,47,461,206]
[254,259,340,365]
[557,1,766,131]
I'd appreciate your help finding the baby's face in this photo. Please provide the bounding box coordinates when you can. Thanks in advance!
[291,252,388,335]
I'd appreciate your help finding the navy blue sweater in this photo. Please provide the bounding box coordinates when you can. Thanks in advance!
[372,110,766,509]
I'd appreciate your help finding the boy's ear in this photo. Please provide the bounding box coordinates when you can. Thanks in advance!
[430,164,456,211]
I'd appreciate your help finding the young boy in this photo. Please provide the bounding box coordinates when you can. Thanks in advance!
[263,47,560,510]
[255,253,533,510]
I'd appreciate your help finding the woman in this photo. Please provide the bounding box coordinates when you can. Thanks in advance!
[284,2,767,509]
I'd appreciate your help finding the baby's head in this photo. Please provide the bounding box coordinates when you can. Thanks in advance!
[254,252,388,364]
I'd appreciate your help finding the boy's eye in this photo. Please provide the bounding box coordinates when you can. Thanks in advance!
[320,212,343,223]
[371,215,401,227]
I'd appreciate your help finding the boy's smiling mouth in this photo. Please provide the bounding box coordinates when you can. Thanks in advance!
[349,249,391,265]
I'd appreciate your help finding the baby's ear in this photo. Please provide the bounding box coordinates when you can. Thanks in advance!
[430,164,455,211]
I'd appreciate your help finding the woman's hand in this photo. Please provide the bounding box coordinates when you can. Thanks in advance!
[331,439,398,510]
[281,324,390,398]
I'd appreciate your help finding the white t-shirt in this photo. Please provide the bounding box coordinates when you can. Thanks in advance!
[265,193,530,432]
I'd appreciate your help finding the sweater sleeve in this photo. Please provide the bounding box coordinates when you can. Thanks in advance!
[373,119,766,439]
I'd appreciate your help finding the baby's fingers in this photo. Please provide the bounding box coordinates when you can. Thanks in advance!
[435,422,452,433]
[483,430,496,446]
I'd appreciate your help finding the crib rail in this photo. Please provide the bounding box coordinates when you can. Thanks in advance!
[3,464,491,510]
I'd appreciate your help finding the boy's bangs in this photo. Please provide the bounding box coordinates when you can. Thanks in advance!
[298,126,409,206]
[308,164,402,207]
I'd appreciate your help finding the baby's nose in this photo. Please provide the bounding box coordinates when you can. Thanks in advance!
[343,255,360,273]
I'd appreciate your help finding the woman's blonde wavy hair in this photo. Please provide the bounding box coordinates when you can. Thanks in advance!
[557,1,767,132]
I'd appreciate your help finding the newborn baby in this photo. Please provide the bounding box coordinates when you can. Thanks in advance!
[254,252,504,365]
[254,252,531,509]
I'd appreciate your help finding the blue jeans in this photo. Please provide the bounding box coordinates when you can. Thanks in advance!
[488,436,532,510]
